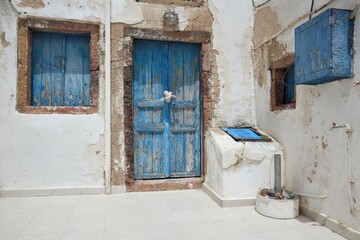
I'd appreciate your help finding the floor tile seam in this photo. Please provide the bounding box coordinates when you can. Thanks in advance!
[58,195,82,239]
[16,208,41,239]
[159,191,175,212]
[100,199,109,240]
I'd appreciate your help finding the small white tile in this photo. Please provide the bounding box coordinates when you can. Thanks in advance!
[18,233,60,240]
[227,232,267,240]
[51,188,81,196]
[105,210,142,229]
[103,226,146,240]
[16,196,52,209]
[47,195,80,208]
[36,206,74,219]
[81,187,104,195]
[111,186,126,194]
[140,208,176,226]
[249,216,297,233]
[143,224,179,240]
[0,191,22,198]
[263,230,308,240]
[72,204,106,217]
[0,198,18,212]
[216,218,261,236]
[21,189,52,197]
[204,206,249,221]
[64,216,105,233]
[0,219,29,238]
[177,222,228,239]
[299,228,348,240]
[60,230,103,240]
[173,209,211,224]
[21,216,68,235]
[76,195,108,207]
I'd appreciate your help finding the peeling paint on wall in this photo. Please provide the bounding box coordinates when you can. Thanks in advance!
[18,0,45,9]
[253,0,360,232]
[0,32,10,48]
[253,6,281,47]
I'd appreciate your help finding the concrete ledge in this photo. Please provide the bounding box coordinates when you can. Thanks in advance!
[0,187,106,197]
[300,205,360,240]
[203,183,255,207]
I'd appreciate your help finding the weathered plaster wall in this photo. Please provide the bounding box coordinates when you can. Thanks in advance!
[109,0,256,187]
[205,128,284,200]
[253,0,360,231]
[110,0,214,187]
[208,0,256,127]
[0,1,106,191]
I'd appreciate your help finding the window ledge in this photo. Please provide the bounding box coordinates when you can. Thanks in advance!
[17,106,98,114]
[271,103,296,111]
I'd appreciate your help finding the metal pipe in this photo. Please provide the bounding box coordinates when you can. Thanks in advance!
[274,154,281,192]
[295,192,327,199]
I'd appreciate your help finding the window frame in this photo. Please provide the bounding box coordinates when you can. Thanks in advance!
[270,54,296,111]
[17,18,100,114]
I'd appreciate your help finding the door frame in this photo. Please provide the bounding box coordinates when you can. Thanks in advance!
[123,28,211,191]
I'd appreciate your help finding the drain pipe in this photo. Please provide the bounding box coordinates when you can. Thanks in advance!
[331,122,356,212]
[295,192,328,199]
[104,0,112,195]
[274,154,281,193]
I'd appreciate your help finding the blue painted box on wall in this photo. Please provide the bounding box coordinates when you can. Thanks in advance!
[295,8,354,85]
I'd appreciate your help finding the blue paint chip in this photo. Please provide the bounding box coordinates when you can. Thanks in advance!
[221,127,270,142]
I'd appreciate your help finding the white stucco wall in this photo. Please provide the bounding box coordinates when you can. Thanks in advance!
[205,128,284,200]
[254,0,360,231]
[209,0,256,127]
[1,0,257,193]
[0,0,106,192]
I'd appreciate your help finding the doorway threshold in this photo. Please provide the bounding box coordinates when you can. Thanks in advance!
[127,177,202,192]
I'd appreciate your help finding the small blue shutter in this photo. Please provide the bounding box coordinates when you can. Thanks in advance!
[31,31,90,106]
[284,65,295,104]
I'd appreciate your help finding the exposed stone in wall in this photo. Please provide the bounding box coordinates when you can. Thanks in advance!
[18,0,45,9]
[253,6,281,47]
[110,23,126,186]
[254,39,288,89]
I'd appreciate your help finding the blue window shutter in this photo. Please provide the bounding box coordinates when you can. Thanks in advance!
[31,32,90,106]
[284,65,295,104]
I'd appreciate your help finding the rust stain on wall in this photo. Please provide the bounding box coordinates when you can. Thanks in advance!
[0,32,10,48]
[18,0,45,9]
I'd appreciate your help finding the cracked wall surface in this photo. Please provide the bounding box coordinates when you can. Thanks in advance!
[0,0,106,191]
[253,0,360,232]
[110,0,256,187]
[204,128,284,199]
[0,0,257,192]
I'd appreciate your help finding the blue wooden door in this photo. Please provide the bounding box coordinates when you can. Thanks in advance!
[133,40,201,179]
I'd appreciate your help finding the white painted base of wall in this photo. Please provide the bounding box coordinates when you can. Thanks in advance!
[0,187,106,197]
[256,193,299,219]
[204,128,285,200]
[300,205,360,240]
[111,185,127,194]
[203,183,255,207]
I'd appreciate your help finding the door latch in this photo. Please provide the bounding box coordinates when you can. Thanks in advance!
[161,90,177,103]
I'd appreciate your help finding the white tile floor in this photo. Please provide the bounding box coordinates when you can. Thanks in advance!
[0,190,347,240]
